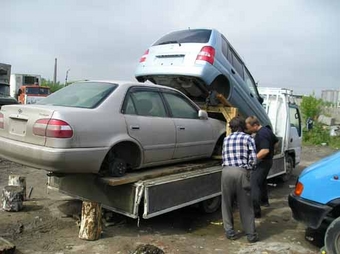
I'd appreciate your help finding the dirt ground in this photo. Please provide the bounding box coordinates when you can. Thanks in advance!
[0,145,337,254]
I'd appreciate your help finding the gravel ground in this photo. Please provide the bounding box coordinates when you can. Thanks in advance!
[0,144,336,254]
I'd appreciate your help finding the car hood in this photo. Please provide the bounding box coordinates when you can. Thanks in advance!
[300,150,340,179]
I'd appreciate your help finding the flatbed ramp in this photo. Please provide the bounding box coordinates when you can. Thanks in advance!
[48,160,222,219]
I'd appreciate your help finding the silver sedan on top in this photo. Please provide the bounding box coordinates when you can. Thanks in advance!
[0,81,226,176]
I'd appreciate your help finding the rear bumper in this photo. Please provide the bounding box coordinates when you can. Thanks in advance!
[0,136,108,173]
[135,63,220,85]
[288,194,332,229]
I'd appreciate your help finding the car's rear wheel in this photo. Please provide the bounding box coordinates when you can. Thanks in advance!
[109,158,127,177]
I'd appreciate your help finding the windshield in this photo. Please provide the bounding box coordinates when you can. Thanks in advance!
[26,87,50,95]
[0,85,10,96]
[153,29,212,46]
[37,82,117,108]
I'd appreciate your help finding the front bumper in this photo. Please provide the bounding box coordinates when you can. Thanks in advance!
[0,136,108,174]
[288,194,332,229]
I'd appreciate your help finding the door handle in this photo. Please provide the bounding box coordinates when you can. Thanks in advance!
[290,138,293,142]
[231,69,235,74]
[130,125,140,130]
[178,126,185,130]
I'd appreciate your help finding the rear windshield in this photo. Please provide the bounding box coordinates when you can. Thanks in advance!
[153,29,212,46]
[37,82,117,108]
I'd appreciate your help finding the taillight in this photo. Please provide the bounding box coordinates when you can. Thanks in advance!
[0,113,3,129]
[294,182,304,196]
[196,46,215,65]
[33,119,73,138]
[139,49,149,63]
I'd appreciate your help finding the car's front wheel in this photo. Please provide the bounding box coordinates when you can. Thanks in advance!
[324,217,340,254]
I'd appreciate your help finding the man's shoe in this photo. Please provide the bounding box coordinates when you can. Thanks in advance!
[261,202,270,207]
[226,230,237,240]
[254,212,261,218]
[247,234,259,243]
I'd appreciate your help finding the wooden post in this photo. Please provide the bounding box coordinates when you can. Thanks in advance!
[0,237,16,254]
[2,186,24,212]
[78,201,102,241]
[8,175,26,200]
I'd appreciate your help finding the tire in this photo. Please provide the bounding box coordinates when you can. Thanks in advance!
[281,155,294,182]
[199,196,221,213]
[109,158,127,177]
[324,217,340,254]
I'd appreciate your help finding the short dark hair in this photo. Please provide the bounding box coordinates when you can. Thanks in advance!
[229,116,246,132]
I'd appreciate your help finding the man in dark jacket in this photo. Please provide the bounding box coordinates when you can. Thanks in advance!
[246,116,278,218]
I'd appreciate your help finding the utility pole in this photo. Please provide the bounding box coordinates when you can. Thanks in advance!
[53,58,57,85]
[65,69,70,86]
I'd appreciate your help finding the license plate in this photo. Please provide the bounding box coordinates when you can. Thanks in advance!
[9,119,27,136]
[155,57,184,66]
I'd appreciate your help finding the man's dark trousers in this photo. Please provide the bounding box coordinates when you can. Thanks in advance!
[251,160,273,216]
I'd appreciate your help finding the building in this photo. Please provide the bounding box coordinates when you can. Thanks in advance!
[321,90,340,107]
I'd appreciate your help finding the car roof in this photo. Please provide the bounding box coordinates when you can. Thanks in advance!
[81,80,180,92]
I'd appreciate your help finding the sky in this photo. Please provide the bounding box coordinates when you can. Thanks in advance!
[1,0,340,96]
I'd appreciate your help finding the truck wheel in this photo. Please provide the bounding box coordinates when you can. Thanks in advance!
[199,196,221,213]
[281,155,294,182]
[324,217,340,254]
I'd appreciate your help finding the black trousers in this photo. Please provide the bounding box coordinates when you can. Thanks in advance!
[251,159,273,215]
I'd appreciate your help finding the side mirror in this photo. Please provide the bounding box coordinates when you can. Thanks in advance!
[198,110,208,120]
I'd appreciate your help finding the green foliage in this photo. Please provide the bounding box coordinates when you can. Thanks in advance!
[41,78,64,93]
[303,123,329,145]
[303,123,340,149]
[300,95,322,120]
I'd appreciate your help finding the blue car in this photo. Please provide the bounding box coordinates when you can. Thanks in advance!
[289,151,340,253]
[135,28,271,128]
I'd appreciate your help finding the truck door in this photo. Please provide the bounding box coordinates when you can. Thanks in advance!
[288,104,302,165]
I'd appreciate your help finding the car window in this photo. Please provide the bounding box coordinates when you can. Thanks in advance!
[244,68,258,95]
[131,90,167,117]
[289,106,302,137]
[153,29,212,45]
[221,37,229,60]
[230,50,244,78]
[123,94,137,115]
[37,82,117,108]
[163,92,198,119]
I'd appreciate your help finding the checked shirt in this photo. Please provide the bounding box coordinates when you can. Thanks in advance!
[222,131,256,170]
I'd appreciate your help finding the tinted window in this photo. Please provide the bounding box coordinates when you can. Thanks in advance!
[163,92,198,119]
[38,82,117,108]
[153,29,212,45]
[123,95,137,115]
[26,87,50,95]
[244,68,257,95]
[23,76,35,85]
[221,38,229,59]
[231,50,244,78]
[131,90,167,117]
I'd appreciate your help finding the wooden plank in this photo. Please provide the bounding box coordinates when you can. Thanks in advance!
[100,159,221,187]
[0,237,16,254]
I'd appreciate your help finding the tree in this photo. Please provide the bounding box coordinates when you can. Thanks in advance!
[300,94,322,120]
[41,78,63,93]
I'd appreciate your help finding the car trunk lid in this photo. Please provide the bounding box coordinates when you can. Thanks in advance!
[0,104,55,146]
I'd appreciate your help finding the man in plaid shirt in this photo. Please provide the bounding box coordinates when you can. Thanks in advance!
[221,116,258,243]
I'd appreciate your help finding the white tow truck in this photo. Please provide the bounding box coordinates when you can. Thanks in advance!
[48,88,302,220]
